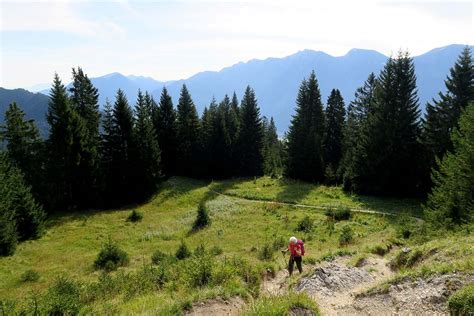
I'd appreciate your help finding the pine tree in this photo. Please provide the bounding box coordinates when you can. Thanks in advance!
[347,52,422,195]
[228,92,241,175]
[342,73,376,190]
[324,89,346,183]
[46,74,86,210]
[176,84,201,177]
[133,90,161,199]
[0,153,45,245]
[69,67,101,207]
[262,117,283,177]
[237,86,264,176]
[101,89,135,205]
[286,71,326,182]
[153,87,177,176]
[422,47,474,190]
[0,102,43,198]
[425,103,474,227]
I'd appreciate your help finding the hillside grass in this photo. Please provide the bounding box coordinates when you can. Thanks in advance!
[1,176,468,314]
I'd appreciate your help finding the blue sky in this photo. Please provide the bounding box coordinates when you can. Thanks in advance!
[0,0,472,88]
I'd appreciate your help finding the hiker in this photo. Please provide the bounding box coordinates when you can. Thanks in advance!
[282,236,304,276]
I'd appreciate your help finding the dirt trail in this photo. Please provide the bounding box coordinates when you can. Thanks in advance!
[209,189,423,221]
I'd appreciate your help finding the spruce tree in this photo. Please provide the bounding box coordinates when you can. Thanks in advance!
[237,86,264,176]
[422,47,473,189]
[347,52,422,195]
[46,74,86,210]
[0,102,43,198]
[69,67,101,207]
[176,84,201,177]
[262,117,283,177]
[100,98,115,201]
[133,90,161,199]
[0,153,45,244]
[286,71,326,182]
[342,73,376,190]
[324,89,346,183]
[153,87,177,176]
[425,103,474,227]
[228,92,241,175]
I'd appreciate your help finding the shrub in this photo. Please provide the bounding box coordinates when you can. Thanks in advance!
[296,216,313,232]
[339,226,354,246]
[20,269,40,282]
[325,207,351,221]
[448,283,474,315]
[185,255,214,287]
[94,239,129,271]
[210,245,223,256]
[194,244,206,256]
[176,240,191,260]
[369,243,392,256]
[389,248,424,270]
[151,250,168,265]
[193,202,211,231]
[127,210,143,222]
[45,276,83,315]
[258,243,274,261]
[272,236,286,251]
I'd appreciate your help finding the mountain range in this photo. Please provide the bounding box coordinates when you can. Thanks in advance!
[2,44,472,134]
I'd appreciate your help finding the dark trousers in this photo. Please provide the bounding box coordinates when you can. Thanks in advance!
[288,255,302,275]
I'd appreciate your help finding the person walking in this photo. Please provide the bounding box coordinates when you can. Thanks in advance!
[282,236,304,276]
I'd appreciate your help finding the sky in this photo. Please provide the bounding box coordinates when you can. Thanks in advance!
[0,0,472,89]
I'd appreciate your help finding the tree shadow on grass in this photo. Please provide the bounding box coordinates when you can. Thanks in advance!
[275,178,314,204]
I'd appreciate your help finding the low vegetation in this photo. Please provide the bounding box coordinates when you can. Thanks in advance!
[448,283,474,315]
[0,176,472,314]
[244,292,320,316]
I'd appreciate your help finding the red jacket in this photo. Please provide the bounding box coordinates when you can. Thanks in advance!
[289,242,302,257]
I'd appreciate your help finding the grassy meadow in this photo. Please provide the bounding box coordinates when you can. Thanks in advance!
[0,177,472,314]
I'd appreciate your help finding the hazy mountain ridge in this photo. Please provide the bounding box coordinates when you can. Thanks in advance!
[3,44,472,133]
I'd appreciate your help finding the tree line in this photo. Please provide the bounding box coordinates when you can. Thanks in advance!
[0,47,472,255]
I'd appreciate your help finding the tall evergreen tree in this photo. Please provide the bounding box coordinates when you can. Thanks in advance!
[45,74,86,210]
[69,67,101,207]
[0,153,45,242]
[425,103,474,227]
[286,71,326,182]
[346,52,422,195]
[176,84,202,177]
[422,47,474,188]
[101,89,136,204]
[228,92,241,175]
[133,90,161,199]
[324,89,346,183]
[0,102,43,198]
[237,86,264,176]
[153,87,177,176]
[100,98,115,200]
[342,73,376,189]
[262,117,283,177]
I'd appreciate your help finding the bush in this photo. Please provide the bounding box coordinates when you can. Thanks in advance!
[258,243,274,261]
[193,202,211,231]
[94,239,129,271]
[151,250,169,265]
[389,248,424,270]
[185,255,214,287]
[272,236,286,251]
[127,210,143,222]
[325,207,351,221]
[176,240,191,260]
[210,245,223,256]
[20,269,40,282]
[448,283,474,315]
[339,226,354,246]
[369,243,392,256]
[296,216,313,232]
[46,276,83,315]
[194,244,206,256]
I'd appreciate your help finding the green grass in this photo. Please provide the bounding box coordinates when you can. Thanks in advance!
[243,292,320,315]
[0,176,450,314]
